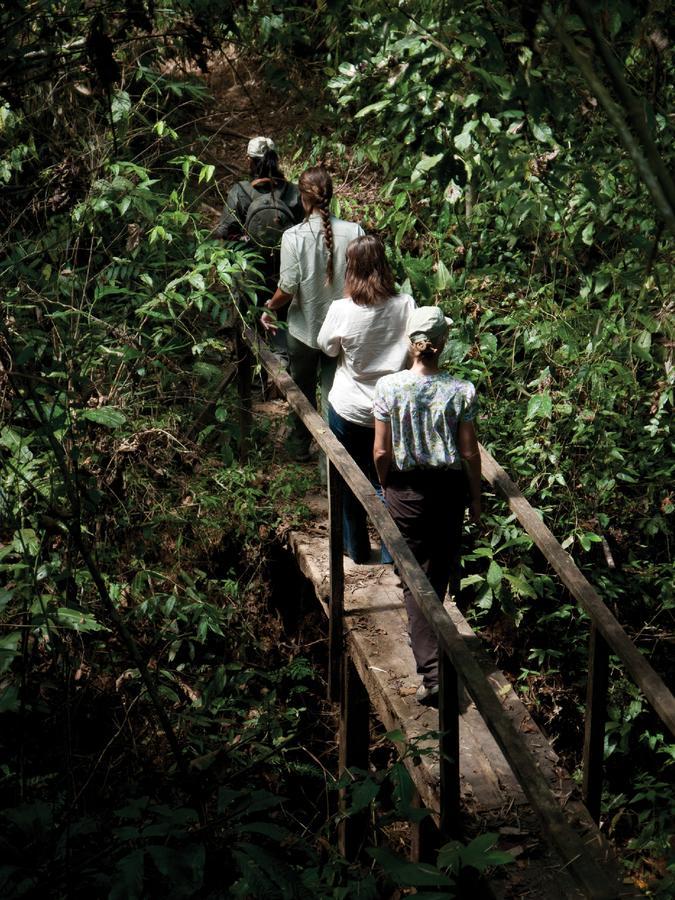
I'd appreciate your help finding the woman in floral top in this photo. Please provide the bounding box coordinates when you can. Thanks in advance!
[373,307,481,706]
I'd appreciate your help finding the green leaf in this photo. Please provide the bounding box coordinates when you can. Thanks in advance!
[367,848,454,887]
[435,259,452,290]
[0,683,20,712]
[461,833,515,872]
[526,393,552,419]
[454,130,473,152]
[188,272,206,291]
[486,561,503,589]
[581,222,595,245]
[354,99,390,119]
[109,849,145,900]
[0,631,21,674]
[462,93,481,108]
[55,607,109,633]
[531,121,554,143]
[504,574,537,598]
[80,407,127,428]
[578,532,602,552]
[413,153,444,179]
[348,777,380,813]
[198,164,215,183]
[111,91,132,123]
[460,574,485,589]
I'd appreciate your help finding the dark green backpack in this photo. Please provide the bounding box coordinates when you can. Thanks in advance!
[242,179,295,250]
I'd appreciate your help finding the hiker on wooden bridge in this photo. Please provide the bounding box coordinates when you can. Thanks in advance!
[261,166,364,466]
[317,234,415,565]
[374,306,482,706]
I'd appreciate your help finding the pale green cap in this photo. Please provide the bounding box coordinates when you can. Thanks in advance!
[407,306,453,342]
[247,136,275,158]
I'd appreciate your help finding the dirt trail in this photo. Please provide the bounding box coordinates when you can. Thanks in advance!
[197,52,314,221]
[195,50,382,228]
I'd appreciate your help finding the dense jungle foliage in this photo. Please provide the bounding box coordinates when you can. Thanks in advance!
[0,0,673,896]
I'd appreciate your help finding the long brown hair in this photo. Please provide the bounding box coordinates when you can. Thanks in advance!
[299,165,334,283]
[344,235,396,306]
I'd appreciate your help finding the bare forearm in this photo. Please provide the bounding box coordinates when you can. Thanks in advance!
[374,449,392,487]
[462,450,481,503]
[266,288,293,311]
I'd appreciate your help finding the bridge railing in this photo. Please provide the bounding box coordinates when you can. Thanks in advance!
[238,326,673,899]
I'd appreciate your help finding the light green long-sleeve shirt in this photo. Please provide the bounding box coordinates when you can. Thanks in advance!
[278,213,364,349]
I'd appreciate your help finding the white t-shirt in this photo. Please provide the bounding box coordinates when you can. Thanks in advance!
[317,293,416,427]
[278,214,365,349]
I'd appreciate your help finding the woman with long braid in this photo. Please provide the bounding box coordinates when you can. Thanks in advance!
[261,166,364,462]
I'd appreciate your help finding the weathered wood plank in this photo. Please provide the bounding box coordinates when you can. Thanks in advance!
[583,625,610,823]
[439,651,461,839]
[327,462,345,702]
[338,656,371,860]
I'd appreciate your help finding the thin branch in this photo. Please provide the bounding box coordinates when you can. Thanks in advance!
[541,5,675,233]
[572,0,675,218]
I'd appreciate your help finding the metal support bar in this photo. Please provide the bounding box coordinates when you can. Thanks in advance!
[327,460,345,702]
[582,624,610,823]
[439,650,461,839]
[338,656,371,860]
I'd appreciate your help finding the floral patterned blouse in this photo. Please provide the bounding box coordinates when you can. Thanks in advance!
[373,370,477,472]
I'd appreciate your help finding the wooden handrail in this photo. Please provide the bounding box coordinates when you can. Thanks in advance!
[480,448,675,736]
[241,327,623,898]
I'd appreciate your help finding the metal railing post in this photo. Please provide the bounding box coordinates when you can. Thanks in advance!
[327,460,345,702]
[582,624,610,823]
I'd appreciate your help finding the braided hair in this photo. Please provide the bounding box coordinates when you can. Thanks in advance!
[299,166,334,284]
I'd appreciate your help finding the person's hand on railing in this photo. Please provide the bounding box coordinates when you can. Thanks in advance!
[260,310,278,334]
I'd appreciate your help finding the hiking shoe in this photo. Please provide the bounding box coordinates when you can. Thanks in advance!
[416,683,439,708]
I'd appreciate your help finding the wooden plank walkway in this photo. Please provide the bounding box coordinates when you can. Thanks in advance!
[287,493,634,899]
[244,341,662,898]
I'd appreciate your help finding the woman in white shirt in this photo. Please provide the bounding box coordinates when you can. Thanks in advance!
[261,166,364,462]
[317,235,415,563]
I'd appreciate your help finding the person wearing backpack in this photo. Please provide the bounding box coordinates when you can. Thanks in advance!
[260,166,364,463]
[213,136,303,257]
[214,137,303,357]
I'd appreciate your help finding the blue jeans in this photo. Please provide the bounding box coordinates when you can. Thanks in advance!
[328,405,393,564]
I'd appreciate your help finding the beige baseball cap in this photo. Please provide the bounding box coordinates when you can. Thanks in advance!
[247,136,276,158]
[407,306,453,342]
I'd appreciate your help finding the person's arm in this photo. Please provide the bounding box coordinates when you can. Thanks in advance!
[458,420,481,524]
[374,419,393,488]
[261,231,298,332]
[317,304,342,357]
[212,184,246,239]
[260,287,294,333]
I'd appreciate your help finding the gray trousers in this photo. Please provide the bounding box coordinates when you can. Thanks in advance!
[286,332,337,455]
[385,468,465,688]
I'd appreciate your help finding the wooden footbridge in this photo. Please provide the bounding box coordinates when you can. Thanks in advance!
[237,327,675,899]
